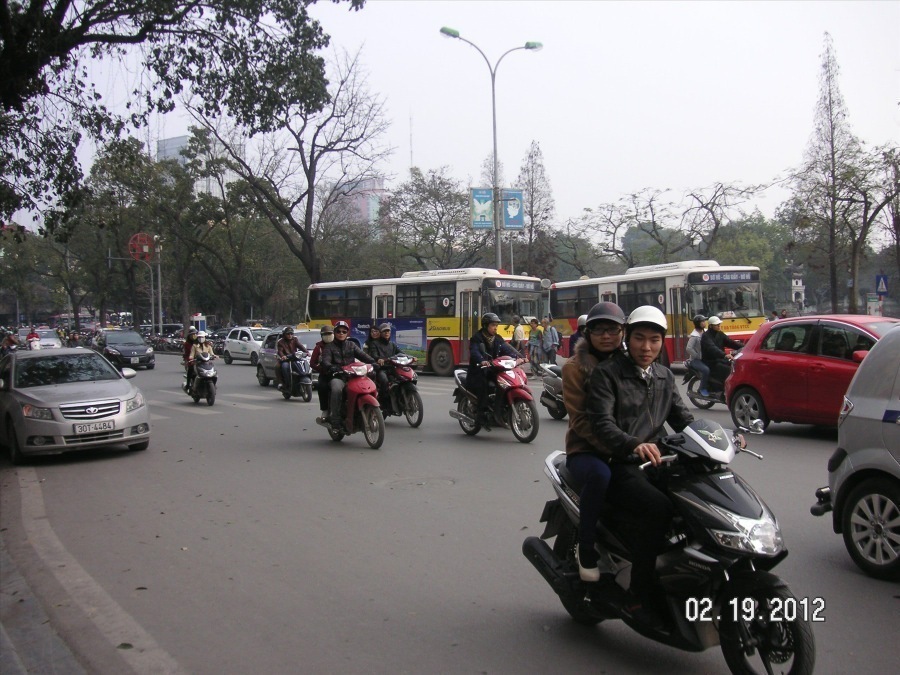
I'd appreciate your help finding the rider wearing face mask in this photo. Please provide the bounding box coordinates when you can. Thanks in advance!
[311,324,335,414]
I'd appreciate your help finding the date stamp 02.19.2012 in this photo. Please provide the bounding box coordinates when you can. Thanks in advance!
[684,596,826,623]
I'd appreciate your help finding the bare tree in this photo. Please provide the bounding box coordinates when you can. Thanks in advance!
[839,144,900,312]
[380,167,491,270]
[514,141,556,276]
[187,49,391,283]
[681,182,762,255]
[790,32,862,311]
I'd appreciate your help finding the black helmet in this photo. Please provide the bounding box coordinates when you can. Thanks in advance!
[481,312,501,328]
[282,326,294,335]
[692,314,707,329]
[585,302,626,329]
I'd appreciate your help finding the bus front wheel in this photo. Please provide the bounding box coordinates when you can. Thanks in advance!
[429,342,454,377]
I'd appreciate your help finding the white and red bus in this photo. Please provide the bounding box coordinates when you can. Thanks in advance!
[548,261,766,364]
[305,268,543,375]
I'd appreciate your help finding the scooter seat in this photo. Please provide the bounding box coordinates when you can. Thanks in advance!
[545,365,562,378]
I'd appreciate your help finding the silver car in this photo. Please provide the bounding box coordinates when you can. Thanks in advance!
[0,348,151,464]
[17,328,63,349]
[811,325,900,580]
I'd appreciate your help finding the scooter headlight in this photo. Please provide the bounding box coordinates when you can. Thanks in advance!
[350,364,370,377]
[708,504,783,556]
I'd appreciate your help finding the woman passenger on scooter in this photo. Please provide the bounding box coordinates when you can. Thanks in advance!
[685,314,711,395]
[561,301,626,583]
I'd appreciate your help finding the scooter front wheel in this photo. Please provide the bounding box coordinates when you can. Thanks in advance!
[547,403,567,420]
[361,405,385,449]
[719,585,816,675]
[509,399,539,443]
[301,383,313,402]
[403,389,424,428]
[206,382,216,406]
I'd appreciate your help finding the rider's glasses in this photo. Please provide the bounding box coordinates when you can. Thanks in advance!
[334,328,349,334]
[590,326,623,336]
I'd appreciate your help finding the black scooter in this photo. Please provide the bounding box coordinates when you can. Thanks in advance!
[522,419,815,675]
[682,361,728,409]
[280,350,313,402]
[538,363,566,420]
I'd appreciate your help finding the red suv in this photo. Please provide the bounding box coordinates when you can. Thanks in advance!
[726,315,900,429]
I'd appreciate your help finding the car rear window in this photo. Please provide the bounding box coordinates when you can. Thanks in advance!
[105,331,146,345]
[15,353,120,388]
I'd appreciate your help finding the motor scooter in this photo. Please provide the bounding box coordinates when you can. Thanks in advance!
[315,361,385,449]
[279,350,313,401]
[522,419,816,674]
[379,353,423,427]
[682,350,740,410]
[449,356,539,443]
[184,352,218,406]
[538,363,566,420]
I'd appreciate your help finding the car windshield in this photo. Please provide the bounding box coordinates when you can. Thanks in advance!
[106,331,145,346]
[868,320,900,337]
[37,330,58,339]
[297,334,319,350]
[15,353,121,388]
[251,329,269,340]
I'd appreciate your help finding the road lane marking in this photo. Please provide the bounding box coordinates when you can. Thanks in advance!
[147,400,220,415]
[15,467,186,674]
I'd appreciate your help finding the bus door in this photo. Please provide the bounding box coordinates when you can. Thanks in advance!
[669,286,688,363]
[375,293,394,322]
[459,291,479,364]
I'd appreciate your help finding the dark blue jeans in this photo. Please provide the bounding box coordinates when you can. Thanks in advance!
[565,453,612,553]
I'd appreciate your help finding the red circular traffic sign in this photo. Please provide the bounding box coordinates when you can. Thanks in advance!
[128,233,154,262]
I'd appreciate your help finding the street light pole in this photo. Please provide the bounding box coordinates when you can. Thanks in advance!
[154,236,163,334]
[440,27,542,271]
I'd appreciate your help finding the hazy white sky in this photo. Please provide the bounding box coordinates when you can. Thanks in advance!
[135,1,900,223]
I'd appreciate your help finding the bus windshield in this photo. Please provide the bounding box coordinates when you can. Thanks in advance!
[686,282,763,319]
[483,289,541,322]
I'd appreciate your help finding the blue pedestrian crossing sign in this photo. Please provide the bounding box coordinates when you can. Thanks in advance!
[875,275,888,297]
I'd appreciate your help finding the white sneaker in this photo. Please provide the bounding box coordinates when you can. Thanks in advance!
[576,545,600,583]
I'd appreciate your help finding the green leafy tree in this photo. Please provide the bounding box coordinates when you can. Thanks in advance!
[1,0,364,222]
[380,167,490,271]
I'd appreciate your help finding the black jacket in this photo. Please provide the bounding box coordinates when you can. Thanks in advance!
[364,337,400,362]
[586,350,694,459]
[466,330,519,386]
[700,329,742,364]
[321,338,374,373]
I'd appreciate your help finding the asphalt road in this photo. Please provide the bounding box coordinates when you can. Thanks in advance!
[1,354,898,674]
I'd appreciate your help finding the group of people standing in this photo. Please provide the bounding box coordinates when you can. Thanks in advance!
[509,315,562,376]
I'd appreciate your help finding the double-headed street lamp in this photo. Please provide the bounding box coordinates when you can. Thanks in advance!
[440,27,542,271]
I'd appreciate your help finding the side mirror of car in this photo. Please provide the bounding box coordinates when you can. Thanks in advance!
[851,350,868,363]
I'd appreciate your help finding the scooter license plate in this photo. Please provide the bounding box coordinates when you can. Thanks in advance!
[73,420,115,434]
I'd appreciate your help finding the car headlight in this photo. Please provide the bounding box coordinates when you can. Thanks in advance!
[708,504,783,556]
[22,404,53,420]
[146,347,154,354]
[106,348,121,356]
[125,392,145,412]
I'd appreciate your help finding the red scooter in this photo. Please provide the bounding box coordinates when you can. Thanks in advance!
[379,353,423,428]
[315,361,385,449]
[450,356,540,443]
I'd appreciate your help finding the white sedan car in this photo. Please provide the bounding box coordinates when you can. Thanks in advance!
[0,348,151,464]
[222,326,270,366]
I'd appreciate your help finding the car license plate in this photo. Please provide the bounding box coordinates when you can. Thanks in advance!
[131,357,140,364]
[73,421,115,434]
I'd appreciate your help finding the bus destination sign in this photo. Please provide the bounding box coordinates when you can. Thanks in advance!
[492,279,540,291]
[690,271,758,283]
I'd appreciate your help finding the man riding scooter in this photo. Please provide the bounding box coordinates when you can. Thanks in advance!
[467,313,525,429]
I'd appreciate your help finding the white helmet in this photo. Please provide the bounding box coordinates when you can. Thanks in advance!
[196,331,208,342]
[577,314,588,328]
[626,306,668,335]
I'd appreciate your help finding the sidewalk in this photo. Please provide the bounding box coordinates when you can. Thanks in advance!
[0,535,86,675]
